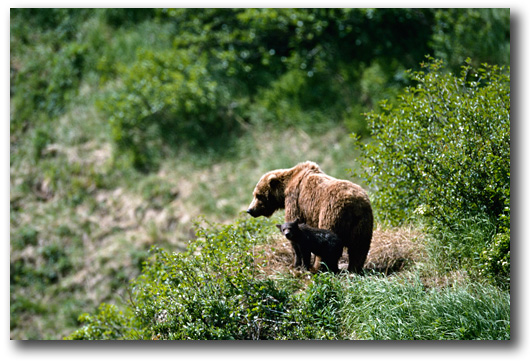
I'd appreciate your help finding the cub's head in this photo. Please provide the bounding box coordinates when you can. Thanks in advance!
[275,218,301,240]
[247,171,285,218]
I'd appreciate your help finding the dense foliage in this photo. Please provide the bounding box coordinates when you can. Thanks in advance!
[354,57,510,287]
[67,216,346,340]
[11,8,510,170]
[356,58,510,226]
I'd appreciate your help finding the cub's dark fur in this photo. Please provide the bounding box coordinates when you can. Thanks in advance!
[276,219,343,273]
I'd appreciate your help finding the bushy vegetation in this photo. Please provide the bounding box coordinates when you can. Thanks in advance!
[67,216,346,340]
[354,57,510,287]
[66,216,509,340]
[11,9,510,170]
[355,58,510,227]
[10,9,510,340]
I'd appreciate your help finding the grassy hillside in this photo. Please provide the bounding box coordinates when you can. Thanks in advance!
[10,103,366,339]
[10,113,362,339]
[10,9,510,340]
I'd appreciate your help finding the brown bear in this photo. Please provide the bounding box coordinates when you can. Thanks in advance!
[276,219,343,273]
[247,161,373,273]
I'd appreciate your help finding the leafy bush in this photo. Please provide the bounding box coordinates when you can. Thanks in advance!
[66,215,348,340]
[285,272,344,339]
[67,303,141,340]
[67,216,292,340]
[480,228,510,287]
[355,57,510,227]
[354,57,510,284]
[100,48,239,170]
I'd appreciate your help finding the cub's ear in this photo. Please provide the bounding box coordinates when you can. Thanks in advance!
[276,224,282,230]
[293,218,300,224]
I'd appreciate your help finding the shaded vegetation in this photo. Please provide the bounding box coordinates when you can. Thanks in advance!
[11,8,510,170]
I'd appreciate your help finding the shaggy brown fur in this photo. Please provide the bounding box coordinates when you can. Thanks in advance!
[247,161,373,273]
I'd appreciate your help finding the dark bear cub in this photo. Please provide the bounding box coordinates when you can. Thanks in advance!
[276,219,343,273]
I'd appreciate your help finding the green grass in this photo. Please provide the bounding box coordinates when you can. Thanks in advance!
[341,272,510,340]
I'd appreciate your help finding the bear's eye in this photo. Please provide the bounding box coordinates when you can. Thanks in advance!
[256,194,266,201]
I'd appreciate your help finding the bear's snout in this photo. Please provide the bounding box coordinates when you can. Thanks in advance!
[246,197,276,218]
[246,208,259,217]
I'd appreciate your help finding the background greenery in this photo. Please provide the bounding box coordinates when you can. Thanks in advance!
[10,8,510,340]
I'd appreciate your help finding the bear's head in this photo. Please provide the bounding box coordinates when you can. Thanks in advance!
[276,218,301,240]
[247,171,285,217]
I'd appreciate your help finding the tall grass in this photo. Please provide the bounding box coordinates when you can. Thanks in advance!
[341,272,510,340]
[423,213,510,288]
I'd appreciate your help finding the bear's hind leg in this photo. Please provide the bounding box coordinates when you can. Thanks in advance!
[347,247,367,274]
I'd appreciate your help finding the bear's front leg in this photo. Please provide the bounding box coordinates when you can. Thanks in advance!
[290,241,303,268]
[301,249,312,271]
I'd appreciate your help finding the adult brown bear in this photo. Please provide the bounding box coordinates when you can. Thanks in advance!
[247,161,373,273]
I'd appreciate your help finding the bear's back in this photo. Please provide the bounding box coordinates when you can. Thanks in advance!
[298,223,342,250]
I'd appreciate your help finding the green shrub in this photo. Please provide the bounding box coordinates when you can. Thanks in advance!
[66,215,348,340]
[283,272,344,339]
[354,57,510,284]
[355,57,510,228]
[67,303,141,340]
[67,216,298,340]
[480,228,510,287]
[100,48,239,170]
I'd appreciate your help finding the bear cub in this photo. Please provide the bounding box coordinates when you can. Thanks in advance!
[276,219,343,273]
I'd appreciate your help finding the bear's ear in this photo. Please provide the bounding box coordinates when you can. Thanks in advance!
[293,218,300,225]
[301,161,321,172]
[267,173,280,187]
[276,224,282,230]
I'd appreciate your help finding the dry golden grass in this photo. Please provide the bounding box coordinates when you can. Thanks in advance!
[364,225,425,274]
